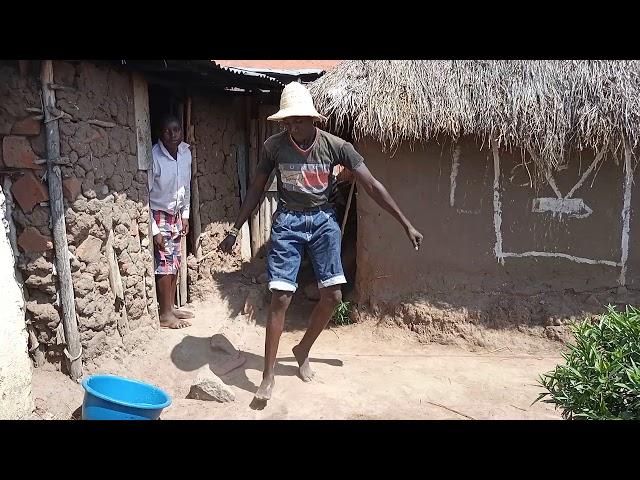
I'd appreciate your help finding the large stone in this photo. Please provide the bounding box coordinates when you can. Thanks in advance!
[76,235,102,263]
[26,301,60,325]
[2,136,39,169]
[11,117,41,136]
[18,227,53,253]
[11,171,48,213]
[62,178,82,202]
[25,273,57,294]
[186,370,235,403]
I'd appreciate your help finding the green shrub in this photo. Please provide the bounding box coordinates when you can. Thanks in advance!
[535,305,640,420]
[332,301,353,326]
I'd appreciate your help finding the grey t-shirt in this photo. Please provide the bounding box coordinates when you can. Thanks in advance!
[257,128,364,211]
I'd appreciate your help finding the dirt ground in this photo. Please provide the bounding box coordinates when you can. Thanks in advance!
[30,275,565,420]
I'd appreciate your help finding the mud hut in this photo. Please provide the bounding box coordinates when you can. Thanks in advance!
[309,60,640,334]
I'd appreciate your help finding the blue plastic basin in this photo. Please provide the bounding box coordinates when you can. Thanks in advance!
[81,375,172,420]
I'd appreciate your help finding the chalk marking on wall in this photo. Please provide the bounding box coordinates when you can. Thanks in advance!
[566,151,604,199]
[532,197,593,219]
[499,251,621,267]
[449,144,461,207]
[491,139,504,264]
[544,170,563,199]
[618,141,634,286]
[495,144,621,269]
[527,148,603,219]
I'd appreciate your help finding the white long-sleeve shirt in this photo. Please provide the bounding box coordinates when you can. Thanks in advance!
[148,141,192,236]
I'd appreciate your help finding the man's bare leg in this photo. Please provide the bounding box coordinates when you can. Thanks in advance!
[293,285,342,381]
[157,274,190,329]
[255,290,293,400]
[170,272,194,320]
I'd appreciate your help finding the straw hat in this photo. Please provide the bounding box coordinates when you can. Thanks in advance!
[267,82,327,122]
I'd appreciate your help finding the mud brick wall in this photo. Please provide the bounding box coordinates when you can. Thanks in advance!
[0,61,158,371]
[189,93,246,295]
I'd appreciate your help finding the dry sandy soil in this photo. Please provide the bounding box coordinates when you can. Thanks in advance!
[30,282,564,420]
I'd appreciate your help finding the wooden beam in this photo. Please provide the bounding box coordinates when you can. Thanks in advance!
[41,60,82,381]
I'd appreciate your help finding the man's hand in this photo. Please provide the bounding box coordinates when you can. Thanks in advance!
[153,233,166,252]
[218,234,237,254]
[181,218,189,236]
[406,225,423,250]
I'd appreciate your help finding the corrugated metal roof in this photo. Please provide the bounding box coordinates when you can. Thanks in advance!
[223,66,325,76]
[114,60,284,90]
[217,66,285,87]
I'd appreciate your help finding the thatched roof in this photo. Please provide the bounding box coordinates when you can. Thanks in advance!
[309,60,640,174]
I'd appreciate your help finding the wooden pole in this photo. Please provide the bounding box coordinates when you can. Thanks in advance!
[249,118,260,257]
[236,143,251,261]
[341,180,356,239]
[41,60,82,381]
[177,96,192,306]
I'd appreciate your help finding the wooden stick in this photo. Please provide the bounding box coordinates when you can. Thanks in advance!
[341,180,356,238]
[425,401,476,420]
[48,83,76,92]
[87,119,116,128]
[34,156,69,166]
[41,60,82,381]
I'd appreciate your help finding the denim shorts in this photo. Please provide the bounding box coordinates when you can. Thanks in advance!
[267,206,346,292]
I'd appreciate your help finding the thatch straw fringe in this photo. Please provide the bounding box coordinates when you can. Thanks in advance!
[309,60,640,181]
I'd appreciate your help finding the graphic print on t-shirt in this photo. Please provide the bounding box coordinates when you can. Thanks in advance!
[279,163,331,194]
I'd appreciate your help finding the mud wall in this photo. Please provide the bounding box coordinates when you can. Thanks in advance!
[188,93,246,294]
[355,136,638,306]
[0,61,157,372]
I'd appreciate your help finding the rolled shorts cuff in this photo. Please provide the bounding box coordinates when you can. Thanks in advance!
[318,275,347,289]
[268,279,298,292]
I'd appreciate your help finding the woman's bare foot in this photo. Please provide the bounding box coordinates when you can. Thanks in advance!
[160,312,191,329]
[255,375,275,400]
[173,308,195,319]
[292,344,315,382]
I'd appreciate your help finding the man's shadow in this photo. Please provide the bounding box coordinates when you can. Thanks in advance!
[170,334,343,410]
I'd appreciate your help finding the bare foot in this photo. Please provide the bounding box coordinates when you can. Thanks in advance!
[292,344,315,382]
[160,312,191,329]
[173,308,195,319]
[255,375,275,400]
